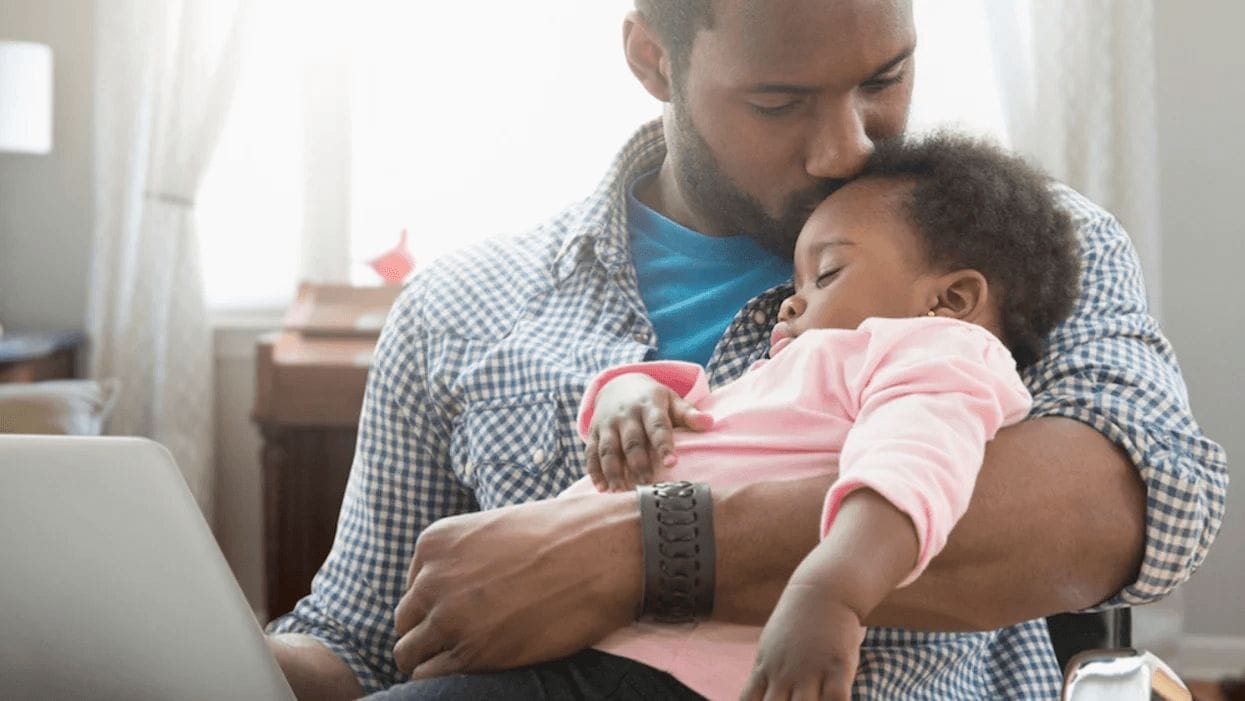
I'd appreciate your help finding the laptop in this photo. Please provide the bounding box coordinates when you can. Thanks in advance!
[0,435,296,700]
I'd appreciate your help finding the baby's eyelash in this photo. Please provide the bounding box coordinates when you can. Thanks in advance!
[816,268,842,287]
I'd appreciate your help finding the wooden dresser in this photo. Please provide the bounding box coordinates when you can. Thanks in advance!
[252,284,400,620]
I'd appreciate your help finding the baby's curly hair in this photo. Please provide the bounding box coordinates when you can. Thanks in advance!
[858,132,1081,368]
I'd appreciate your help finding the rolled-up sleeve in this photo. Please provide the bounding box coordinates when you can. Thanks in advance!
[1024,186,1229,607]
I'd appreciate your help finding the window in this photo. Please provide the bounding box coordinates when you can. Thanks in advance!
[199,0,1013,310]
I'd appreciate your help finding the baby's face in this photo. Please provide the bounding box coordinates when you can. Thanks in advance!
[772,177,938,351]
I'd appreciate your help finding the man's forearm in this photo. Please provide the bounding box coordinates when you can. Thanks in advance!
[711,416,1146,631]
[267,633,363,701]
[878,417,1145,629]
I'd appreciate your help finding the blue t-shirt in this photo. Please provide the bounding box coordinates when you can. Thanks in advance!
[628,180,792,366]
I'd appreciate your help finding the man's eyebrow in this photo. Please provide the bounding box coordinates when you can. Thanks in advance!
[868,47,915,80]
[749,83,819,95]
[749,47,915,95]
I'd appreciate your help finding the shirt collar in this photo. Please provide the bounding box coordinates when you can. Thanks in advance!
[553,119,667,284]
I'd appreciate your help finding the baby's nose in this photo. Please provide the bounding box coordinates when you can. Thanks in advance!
[778,297,800,321]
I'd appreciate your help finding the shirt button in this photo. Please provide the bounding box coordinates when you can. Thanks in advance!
[752,310,768,326]
[531,448,547,466]
[464,460,476,478]
[633,328,651,343]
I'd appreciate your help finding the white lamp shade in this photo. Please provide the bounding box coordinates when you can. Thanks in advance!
[0,41,53,154]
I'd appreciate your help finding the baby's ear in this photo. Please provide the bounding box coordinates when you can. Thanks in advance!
[931,269,991,323]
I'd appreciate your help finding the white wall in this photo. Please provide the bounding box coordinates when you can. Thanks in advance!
[0,0,94,331]
[1155,1,1245,645]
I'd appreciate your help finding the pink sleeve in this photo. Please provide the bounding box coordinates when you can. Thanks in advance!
[821,319,1032,587]
[576,360,710,441]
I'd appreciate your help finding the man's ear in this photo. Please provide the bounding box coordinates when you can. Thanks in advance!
[930,270,991,323]
[623,11,673,102]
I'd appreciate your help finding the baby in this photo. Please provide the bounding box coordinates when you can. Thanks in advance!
[561,131,1080,700]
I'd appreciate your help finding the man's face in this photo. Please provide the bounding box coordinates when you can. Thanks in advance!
[770,177,935,353]
[665,0,916,256]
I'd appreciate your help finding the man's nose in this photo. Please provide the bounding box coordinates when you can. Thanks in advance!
[805,97,873,180]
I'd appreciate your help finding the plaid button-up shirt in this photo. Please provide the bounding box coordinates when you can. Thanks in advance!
[269,121,1228,699]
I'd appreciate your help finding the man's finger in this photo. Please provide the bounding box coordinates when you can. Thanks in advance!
[404,537,427,591]
[392,617,445,678]
[410,647,466,680]
[393,582,428,636]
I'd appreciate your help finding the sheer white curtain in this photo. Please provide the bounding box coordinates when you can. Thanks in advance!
[985,0,1162,307]
[89,0,254,519]
[985,0,1178,657]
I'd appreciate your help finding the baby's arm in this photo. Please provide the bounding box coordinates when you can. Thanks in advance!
[575,361,715,492]
[743,490,915,701]
[743,319,1032,700]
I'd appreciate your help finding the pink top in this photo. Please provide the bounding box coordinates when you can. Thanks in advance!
[560,316,1032,700]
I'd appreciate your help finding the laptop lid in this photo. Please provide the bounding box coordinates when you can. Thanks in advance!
[0,435,295,700]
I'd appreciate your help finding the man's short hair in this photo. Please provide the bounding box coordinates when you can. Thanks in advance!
[858,132,1081,369]
[634,0,714,76]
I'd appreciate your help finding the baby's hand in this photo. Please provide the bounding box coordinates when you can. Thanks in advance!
[741,582,867,701]
[584,373,713,491]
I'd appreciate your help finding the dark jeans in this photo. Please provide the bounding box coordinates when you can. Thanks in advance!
[364,650,705,700]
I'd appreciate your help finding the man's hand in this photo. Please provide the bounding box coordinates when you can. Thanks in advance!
[741,585,866,701]
[392,491,642,678]
[586,372,714,491]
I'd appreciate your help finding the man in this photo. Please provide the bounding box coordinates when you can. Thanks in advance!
[268,1,1228,699]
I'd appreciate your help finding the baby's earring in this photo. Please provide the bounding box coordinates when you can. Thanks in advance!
[927,309,937,317]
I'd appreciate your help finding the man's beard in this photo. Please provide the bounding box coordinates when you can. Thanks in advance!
[670,96,845,258]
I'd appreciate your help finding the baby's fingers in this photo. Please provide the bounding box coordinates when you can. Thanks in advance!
[818,669,853,701]
[740,669,767,701]
[595,426,630,491]
[642,404,677,468]
[618,416,655,487]
[669,398,714,432]
[583,429,607,491]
